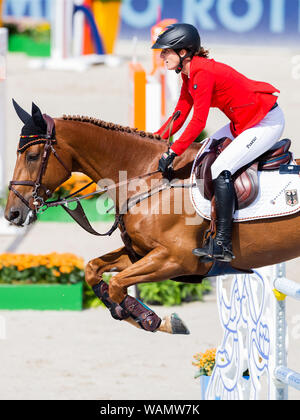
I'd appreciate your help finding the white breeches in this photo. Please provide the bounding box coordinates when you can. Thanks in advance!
[210,105,285,180]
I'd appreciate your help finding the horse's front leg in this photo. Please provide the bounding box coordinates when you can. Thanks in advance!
[86,247,155,332]
[85,246,131,288]
[108,246,190,335]
[85,246,139,324]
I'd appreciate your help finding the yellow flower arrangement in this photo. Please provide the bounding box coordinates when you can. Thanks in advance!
[36,23,51,33]
[55,173,96,199]
[0,252,84,270]
[192,348,216,378]
[0,253,85,285]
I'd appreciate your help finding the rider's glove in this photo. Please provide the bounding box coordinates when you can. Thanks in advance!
[158,150,177,173]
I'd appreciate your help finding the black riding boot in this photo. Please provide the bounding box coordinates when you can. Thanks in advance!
[193,170,235,262]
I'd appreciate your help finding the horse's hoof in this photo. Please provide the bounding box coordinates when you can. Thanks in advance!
[170,313,190,335]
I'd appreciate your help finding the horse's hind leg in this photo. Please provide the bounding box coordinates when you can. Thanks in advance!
[85,247,131,288]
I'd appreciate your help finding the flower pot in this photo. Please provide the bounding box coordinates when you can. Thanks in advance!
[92,1,121,54]
[0,282,83,310]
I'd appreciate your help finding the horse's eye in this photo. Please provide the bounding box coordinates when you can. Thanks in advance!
[27,153,40,162]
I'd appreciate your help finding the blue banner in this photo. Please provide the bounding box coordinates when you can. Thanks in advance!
[3,0,300,45]
[4,0,50,19]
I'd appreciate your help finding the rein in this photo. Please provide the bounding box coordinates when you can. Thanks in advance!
[41,169,161,212]
[160,110,181,150]
[47,110,182,210]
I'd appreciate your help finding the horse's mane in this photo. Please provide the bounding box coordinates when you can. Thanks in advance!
[62,114,164,142]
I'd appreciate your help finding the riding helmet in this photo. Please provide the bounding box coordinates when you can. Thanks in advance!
[151,23,201,54]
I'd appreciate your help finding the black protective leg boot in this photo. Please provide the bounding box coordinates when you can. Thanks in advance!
[193,170,235,262]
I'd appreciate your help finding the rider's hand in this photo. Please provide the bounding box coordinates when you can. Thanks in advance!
[158,150,177,173]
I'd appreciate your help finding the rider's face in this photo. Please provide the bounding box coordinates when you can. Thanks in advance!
[160,48,180,70]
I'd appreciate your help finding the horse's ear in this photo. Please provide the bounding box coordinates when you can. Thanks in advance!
[12,99,31,124]
[31,102,47,131]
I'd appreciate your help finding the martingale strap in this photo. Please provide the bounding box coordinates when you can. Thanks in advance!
[61,201,121,237]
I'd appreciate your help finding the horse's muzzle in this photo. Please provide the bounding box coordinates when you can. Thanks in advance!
[5,206,36,226]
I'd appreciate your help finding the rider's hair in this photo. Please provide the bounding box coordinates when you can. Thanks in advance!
[193,47,210,58]
[175,46,210,59]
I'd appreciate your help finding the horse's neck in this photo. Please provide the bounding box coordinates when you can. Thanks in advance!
[55,118,166,199]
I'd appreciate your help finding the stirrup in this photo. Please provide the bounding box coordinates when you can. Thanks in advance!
[192,234,214,257]
[213,239,235,262]
[192,237,235,263]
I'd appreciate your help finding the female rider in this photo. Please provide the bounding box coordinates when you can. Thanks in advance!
[152,23,285,263]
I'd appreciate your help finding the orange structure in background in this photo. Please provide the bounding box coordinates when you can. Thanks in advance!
[129,62,146,131]
[83,0,94,55]
[129,18,179,133]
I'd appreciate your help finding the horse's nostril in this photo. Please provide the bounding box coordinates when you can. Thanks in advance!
[8,209,20,222]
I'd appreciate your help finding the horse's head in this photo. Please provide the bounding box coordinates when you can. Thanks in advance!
[5,100,72,226]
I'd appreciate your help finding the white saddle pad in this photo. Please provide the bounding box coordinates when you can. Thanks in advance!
[190,139,300,222]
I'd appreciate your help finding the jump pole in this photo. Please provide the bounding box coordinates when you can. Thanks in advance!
[271,263,300,399]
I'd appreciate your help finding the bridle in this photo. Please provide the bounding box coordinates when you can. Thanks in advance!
[9,115,72,212]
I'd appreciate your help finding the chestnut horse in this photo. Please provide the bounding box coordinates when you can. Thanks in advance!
[5,102,300,334]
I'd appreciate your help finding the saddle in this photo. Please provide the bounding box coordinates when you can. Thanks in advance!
[195,137,292,210]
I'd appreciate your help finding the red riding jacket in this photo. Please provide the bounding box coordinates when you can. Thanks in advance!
[155,56,279,156]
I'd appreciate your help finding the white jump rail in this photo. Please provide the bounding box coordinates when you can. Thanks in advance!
[272,264,300,399]
[204,262,300,400]
[0,27,7,196]
[0,27,21,235]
